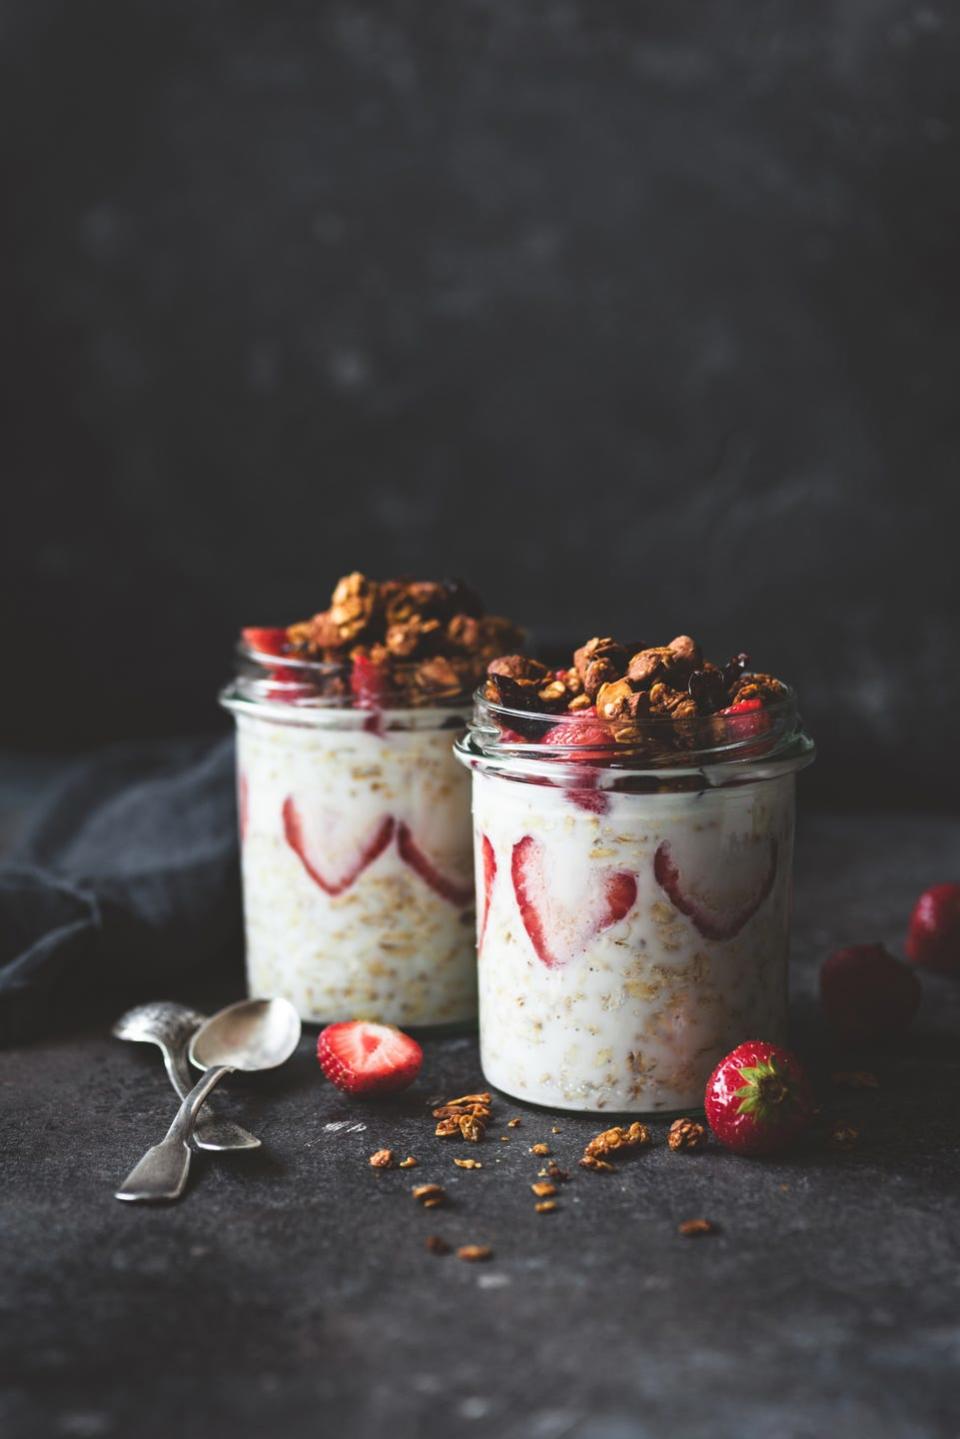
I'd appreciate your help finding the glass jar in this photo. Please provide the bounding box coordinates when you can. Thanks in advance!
[221,642,476,1028]
[454,691,815,1113]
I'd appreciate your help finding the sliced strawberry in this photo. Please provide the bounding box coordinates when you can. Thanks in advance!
[242,626,288,657]
[282,796,395,896]
[478,835,497,951]
[542,715,611,814]
[511,834,636,968]
[542,715,611,758]
[718,697,771,744]
[397,822,474,907]
[350,653,391,708]
[654,838,778,941]
[316,1020,423,1095]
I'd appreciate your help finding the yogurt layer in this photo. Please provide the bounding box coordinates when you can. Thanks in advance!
[237,707,476,1026]
[473,772,795,1113]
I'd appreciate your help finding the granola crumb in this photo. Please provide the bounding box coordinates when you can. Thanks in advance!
[412,1183,447,1207]
[457,1244,493,1263]
[507,1118,521,1128]
[369,1148,394,1168]
[530,1182,557,1198]
[678,1218,716,1238]
[398,1156,418,1169]
[580,1155,616,1173]
[425,1235,451,1255]
[828,1121,860,1150]
[500,1136,510,1143]
[667,1118,708,1152]
[541,1161,570,1182]
[583,1122,651,1162]
[535,1200,559,1214]
[453,1158,483,1170]
[831,1070,879,1090]
[551,1126,561,1134]
[530,1143,550,1156]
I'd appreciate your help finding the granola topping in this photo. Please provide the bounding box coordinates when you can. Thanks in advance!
[243,573,523,708]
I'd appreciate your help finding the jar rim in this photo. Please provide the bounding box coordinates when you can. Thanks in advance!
[455,683,815,786]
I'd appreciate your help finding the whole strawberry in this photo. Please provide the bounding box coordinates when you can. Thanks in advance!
[906,884,960,972]
[820,943,921,1043]
[704,1040,814,1155]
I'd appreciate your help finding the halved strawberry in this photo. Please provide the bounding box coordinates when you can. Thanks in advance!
[241,626,289,657]
[511,834,636,967]
[397,822,474,907]
[317,1020,423,1095]
[478,835,497,951]
[282,796,395,896]
[654,838,777,941]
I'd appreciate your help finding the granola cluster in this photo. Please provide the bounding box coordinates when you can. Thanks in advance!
[433,1092,492,1143]
[483,633,787,744]
[580,1122,651,1171]
[249,572,522,706]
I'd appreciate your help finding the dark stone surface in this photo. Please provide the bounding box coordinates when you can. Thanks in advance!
[2,811,959,1439]
[3,1,960,809]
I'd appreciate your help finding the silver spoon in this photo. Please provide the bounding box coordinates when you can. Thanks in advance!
[112,1001,260,1152]
[115,997,301,1203]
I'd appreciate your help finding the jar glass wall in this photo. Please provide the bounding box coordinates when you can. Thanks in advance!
[221,644,476,1028]
[455,692,815,1113]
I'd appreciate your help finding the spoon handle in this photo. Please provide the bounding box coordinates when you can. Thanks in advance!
[163,1043,260,1152]
[115,1065,233,1203]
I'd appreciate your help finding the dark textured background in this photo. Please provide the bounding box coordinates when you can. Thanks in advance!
[3,0,959,807]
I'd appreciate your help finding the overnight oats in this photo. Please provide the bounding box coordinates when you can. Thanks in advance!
[455,637,815,1113]
[221,573,522,1027]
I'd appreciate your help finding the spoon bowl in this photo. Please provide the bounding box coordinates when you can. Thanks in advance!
[189,997,302,1073]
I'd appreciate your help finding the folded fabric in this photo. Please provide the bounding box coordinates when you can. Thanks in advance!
[0,738,242,1046]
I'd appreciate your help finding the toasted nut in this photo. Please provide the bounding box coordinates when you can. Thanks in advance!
[667,1118,708,1152]
[535,1200,558,1214]
[457,1245,493,1263]
[435,1118,462,1138]
[583,1122,651,1159]
[398,1156,418,1168]
[459,1114,486,1143]
[369,1148,394,1168]
[412,1184,447,1206]
[444,1093,492,1107]
[678,1218,716,1237]
[453,1158,482,1169]
[580,1155,615,1173]
[531,1182,557,1197]
[530,1143,550,1156]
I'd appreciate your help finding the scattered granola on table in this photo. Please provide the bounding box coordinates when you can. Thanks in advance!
[535,1200,559,1214]
[667,1118,708,1152]
[398,1156,418,1168]
[412,1184,447,1208]
[457,1245,493,1263]
[583,1123,651,1162]
[368,1148,394,1168]
[580,1155,616,1173]
[453,1158,482,1170]
[530,1182,557,1198]
[678,1218,717,1238]
[530,1143,551,1156]
[433,1092,493,1143]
